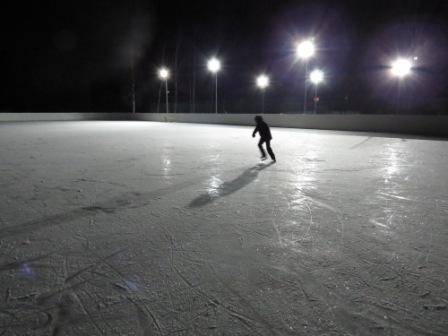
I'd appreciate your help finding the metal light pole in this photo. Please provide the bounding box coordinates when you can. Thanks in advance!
[296,39,316,113]
[309,69,324,114]
[164,79,169,113]
[262,91,265,114]
[256,74,270,114]
[158,67,170,113]
[313,85,318,113]
[131,60,136,113]
[214,73,218,114]
[390,58,412,114]
[303,61,308,113]
[207,57,221,114]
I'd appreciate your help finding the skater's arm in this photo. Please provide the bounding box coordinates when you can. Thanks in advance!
[252,126,259,137]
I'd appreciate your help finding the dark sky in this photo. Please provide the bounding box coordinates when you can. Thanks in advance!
[1,0,447,112]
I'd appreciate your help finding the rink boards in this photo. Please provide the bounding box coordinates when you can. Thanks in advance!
[1,112,448,136]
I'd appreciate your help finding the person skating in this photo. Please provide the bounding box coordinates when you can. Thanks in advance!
[252,116,276,162]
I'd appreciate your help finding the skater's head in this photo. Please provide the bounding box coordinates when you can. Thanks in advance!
[255,116,263,124]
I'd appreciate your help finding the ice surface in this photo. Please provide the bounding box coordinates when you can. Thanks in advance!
[0,120,447,335]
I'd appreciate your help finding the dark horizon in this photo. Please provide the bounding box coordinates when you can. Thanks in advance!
[1,0,448,113]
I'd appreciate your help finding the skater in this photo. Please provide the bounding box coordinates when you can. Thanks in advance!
[252,116,276,162]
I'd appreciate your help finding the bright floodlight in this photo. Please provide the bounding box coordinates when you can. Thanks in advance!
[296,39,315,60]
[256,74,270,89]
[390,58,412,78]
[309,69,324,85]
[207,57,221,73]
[158,67,169,80]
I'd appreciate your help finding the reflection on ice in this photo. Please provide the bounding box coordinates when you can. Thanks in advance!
[19,263,36,279]
[161,145,172,178]
[275,146,325,251]
[384,145,400,183]
[115,279,140,293]
[372,144,405,233]
[123,279,139,292]
[162,158,171,177]
[290,146,319,207]
[207,175,223,197]
[370,218,388,228]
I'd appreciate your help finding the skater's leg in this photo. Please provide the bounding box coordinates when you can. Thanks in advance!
[266,140,276,161]
[258,139,266,158]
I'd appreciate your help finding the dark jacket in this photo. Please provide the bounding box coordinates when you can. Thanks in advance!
[253,120,272,140]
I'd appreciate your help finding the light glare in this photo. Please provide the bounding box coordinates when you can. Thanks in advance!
[207,57,221,73]
[309,69,324,85]
[256,74,270,89]
[158,67,169,80]
[296,39,316,60]
[390,58,412,78]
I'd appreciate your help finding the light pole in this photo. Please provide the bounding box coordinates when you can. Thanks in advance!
[296,39,316,113]
[207,57,221,113]
[390,58,412,112]
[158,67,170,113]
[131,60,136,113]
[309,69,324,113]
[256,74,270,113]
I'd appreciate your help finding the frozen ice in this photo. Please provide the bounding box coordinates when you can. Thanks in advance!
[0,120,447,335]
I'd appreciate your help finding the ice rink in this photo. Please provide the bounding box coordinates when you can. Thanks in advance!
[1,120,447,335]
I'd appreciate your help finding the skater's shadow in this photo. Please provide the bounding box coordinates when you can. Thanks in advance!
[188,162,275,208]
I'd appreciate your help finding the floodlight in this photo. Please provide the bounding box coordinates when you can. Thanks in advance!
[309,69,324,85]
[256,74,270,89]
[207,57,221,113]
[158,67,169,80]
[296,39,315,60]
[157,67,170,113]
[207,57,221,73]
[390,58,412,78]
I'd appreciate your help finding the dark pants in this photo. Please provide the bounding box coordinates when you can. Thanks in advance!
[258,138,276,161]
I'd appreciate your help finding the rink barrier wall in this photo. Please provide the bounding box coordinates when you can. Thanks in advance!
[0,113,134,122]
[135,113,448,137]
[1,113,448,137]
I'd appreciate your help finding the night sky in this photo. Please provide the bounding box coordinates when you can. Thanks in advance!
[1,0,447,113]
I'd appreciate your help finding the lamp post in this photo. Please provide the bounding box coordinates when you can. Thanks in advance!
[390,58,412,112]
[158,67,170,113]
[256,74,270,113]
[207,57,221,113]
[296,39,316,113]
[309,69,324,113]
